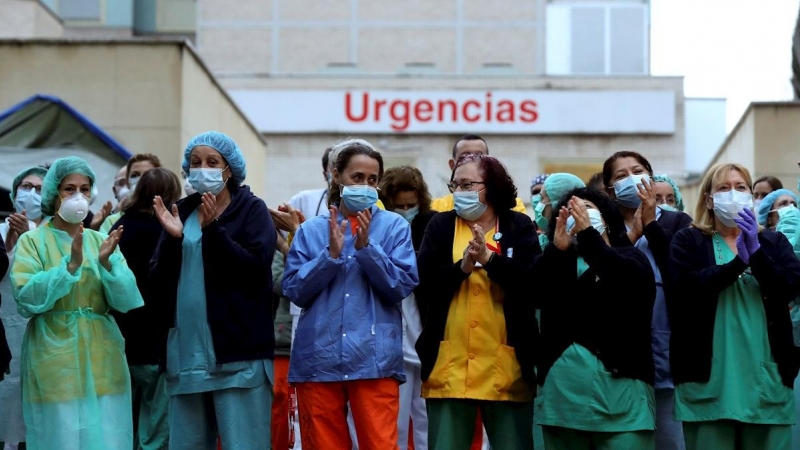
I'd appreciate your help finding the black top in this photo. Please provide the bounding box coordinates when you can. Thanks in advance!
[0,237,10,378]
[410,210,436,324]
[536,227,656,386]
[150,185,277,364]
[668,227,800,388]
[110,211,168,365]
[415,210,541,385]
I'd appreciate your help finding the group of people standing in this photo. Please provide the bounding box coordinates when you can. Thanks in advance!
[1,131,800,450]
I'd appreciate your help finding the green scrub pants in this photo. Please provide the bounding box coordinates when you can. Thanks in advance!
[130,365,170,450]
[427,398,533,450]
[683,421,791,450]
[542,426,655,450]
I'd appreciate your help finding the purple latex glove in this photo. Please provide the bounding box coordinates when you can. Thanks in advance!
[736,231,750,264]
[735,208,761,258]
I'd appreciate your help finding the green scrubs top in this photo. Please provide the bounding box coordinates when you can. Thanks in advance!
[535,257,656,432]
[674,233,795,425]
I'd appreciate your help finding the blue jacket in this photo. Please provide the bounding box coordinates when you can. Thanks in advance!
[283,206,419,383]
[150,185,277,364]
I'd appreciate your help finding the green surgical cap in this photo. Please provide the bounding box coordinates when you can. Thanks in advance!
[543,173,586,205]
[41,156,96,217]
[652,174,684,212]
[10,166,48,203]
[182,131,246,185]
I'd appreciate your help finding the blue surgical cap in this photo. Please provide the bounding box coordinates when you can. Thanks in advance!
[652,174,684,212]
[757,188,798,226]
[182,131,247,185]
[531,173,549,188]
[543,173,586,205]
[41,156,96,216]
[10,166,48,203]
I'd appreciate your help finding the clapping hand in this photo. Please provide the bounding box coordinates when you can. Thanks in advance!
[269,202,305,233]
[90,201,113,230]
[99,226,123,271]
[734,208,760,264]
[154,196,183,238]
[354,209,372,250]
[568,197,592,234]
[553,207,573,251]
[636,177,657,226]
[328,206,348,259]
[67,225,84,274]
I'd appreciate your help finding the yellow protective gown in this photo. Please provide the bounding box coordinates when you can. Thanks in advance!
[11,220,144,450]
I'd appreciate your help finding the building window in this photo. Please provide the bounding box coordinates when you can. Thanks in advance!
[60,0,101,20]
[546,2,649,75]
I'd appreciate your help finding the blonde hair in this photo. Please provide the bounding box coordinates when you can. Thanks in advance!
[693,163,754,235]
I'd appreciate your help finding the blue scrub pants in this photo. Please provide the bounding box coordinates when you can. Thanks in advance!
[168,380,273,450]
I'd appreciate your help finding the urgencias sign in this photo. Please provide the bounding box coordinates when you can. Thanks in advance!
[229,90,675,134]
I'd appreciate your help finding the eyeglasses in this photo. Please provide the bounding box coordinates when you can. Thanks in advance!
[448,181,485,193]
[18,183,42,194]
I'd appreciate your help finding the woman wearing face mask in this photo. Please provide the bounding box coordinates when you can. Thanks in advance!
[378,165,435,450]
[652,174,685,212]
[530,173,549,231]
[534,187,657,449]
[0,165,47,449]
[110,168,182,450]
[603,151,692,450]
[282,139,418,450]
[150,131,277,450]
[415,153,540,450]
[533,173,586,249]
[753,175,784,210]
[669,163,800,450]
[755,189,800,449]
[9,156,144,450]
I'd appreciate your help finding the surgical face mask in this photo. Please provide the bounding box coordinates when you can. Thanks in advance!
[183,178,197,196]
[534,201,548,231]
[115,186,131,202]
[128,176,141,192]
[659,204,678,212]
[16,189,43,220]
[189,167,229,195]
[614,174,650,209]
[566,208,606,237]
[531,194,542,214]
[396,206,419,223]
[453,191,487,221]
[753,198,763,211]
[340,184,378,212]
[712,190,753,228]
[58,193,90,224]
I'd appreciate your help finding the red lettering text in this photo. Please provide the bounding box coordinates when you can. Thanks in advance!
[462,100,481,122]
[414,100,433,122]
[345,92,368,122]
[520,100,538,123]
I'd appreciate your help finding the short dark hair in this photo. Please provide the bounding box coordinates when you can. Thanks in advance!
[328,140,384,207]
[452,134,488,159]
[378,166,432,215]
[753,175,783,191]
[126,153,162,179]
[321,147,334,172]
[452,153,517,211]
[547,186,630,248]
[602,151,653,187]
[124,167,182,215]
[588,172,605,191]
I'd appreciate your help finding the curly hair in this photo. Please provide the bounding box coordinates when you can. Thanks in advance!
[547,186,630,248]
[378,166,432,214]
[452,153,517,212]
